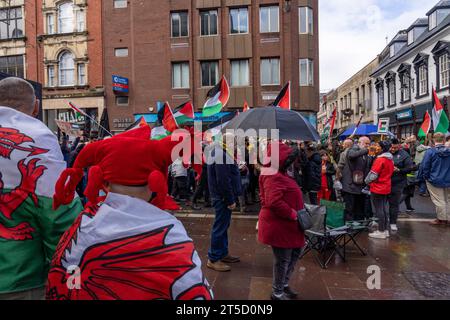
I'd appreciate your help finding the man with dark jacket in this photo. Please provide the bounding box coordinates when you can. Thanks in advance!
[341,136,372,221]
[389,139,415,231]
[302,143,322,205]
[206,138,242,272]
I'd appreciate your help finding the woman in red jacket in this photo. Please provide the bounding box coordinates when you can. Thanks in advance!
[258,141,305,300]
[365,140,395,240]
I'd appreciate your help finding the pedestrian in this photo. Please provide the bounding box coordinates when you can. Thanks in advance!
[191,162,210,210]
[418,132,450,226]
[302,142,322,205]
[389,139,415,232]
[365,141,395,239]
[341,136,372,221]
[258,141,305,300]
[318,150,336,203]
[415,140,431,197]
[205,134,242,272]
[336,139,354,180]
[238,160,250,214]
[47,128,213,300]
[170,157,189,202]
[0,77,82,300]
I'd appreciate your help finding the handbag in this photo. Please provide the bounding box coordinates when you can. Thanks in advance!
[297,208,313,232]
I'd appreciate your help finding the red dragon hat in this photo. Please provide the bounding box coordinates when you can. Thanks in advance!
[53,126,190,211]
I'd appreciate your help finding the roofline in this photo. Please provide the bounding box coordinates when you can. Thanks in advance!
[427,3,450,16]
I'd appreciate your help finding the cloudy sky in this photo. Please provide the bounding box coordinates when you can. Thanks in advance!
[319,0,434,92]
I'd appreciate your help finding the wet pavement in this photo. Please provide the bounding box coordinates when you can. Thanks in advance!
[176,201,450,300]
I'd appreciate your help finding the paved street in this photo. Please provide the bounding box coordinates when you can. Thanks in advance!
[174,195,449,300]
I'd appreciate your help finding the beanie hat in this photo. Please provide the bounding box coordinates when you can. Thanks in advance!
[53,126,191,211]
[378,140,392,153]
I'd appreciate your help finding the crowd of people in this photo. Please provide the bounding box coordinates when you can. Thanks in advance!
[1,76,449,301]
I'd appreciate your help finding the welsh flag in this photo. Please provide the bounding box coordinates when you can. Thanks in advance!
[432,87,449,134]
[173,102,195,125]
[418,110,431,140]
[0,107,82,293]
[321,107,337,144]
[202,76,230,117]
[271,82,291,110]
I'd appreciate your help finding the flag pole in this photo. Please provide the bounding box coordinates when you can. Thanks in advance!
[70,102,113,137]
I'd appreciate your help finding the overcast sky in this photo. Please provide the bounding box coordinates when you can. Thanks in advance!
[319,0,434,92]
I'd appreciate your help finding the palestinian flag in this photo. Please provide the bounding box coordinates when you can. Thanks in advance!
[69,102,88,118]
[243,101,250,112]
[271,82,291,110]
[160,102,179,133]
[173,102,195,125]
[202,76,230,117]
[126,117,148,131]
[432,87,449,134]
[0,107,82,293]
[151,125,171,141]
[321,107,337,144]
[418,110,431,140]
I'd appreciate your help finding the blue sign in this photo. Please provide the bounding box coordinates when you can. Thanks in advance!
[396,108,413,120]
[112,75,129,93]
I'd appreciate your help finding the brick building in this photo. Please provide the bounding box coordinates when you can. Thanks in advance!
[103,0,319,133]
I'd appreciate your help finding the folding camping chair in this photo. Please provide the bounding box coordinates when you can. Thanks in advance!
[300,204,350,269]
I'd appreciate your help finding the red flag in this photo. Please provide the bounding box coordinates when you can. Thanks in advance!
[162,102,179,133]
[272,82,291,110]
[243,101,250,112]
[328,107,337,143]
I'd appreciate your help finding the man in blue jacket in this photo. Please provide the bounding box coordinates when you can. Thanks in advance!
[205,135,242,272]
[418,133,450,226]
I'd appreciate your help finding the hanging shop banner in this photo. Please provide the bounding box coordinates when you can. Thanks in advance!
[112,75,129,93]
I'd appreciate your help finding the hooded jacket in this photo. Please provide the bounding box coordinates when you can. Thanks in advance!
[365,153,394,195]
[418,145,450,188]
[414,144,431,165]
[258,142,305,249]
[391,149,415,193]
[341,146,372,194]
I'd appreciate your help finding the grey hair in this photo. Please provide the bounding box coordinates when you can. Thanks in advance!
[0,77,36,115]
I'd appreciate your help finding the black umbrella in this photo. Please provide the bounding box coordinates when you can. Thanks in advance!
[222,107,320,141]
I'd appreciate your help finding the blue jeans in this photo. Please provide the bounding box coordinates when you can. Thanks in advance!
[208,198,232,262]
[418,181,428,194]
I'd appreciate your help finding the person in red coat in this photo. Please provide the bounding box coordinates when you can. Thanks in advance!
[258,141,305,300]
[365,140,395,240]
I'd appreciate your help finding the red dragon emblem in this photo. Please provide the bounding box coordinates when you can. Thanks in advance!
[0,127,49,241]
[46,217,213,300]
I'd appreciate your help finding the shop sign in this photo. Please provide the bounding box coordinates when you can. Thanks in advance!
[112,75,129,93]
[113,118,133,129]
[396,109,413,120]
[378,118,390,134]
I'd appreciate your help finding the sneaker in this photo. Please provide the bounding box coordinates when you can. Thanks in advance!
[221,255,240,264]
[390,224,398,232]
[207,260,231,272]
[271,293,289,301]
[419,193,430,197]
[406,208,415,213]
[369,231,388,239]
[284,286,299,299]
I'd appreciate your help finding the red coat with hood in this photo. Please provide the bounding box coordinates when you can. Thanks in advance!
[258,142,305,249]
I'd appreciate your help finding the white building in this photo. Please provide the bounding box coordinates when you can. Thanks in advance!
[371,0,450,139]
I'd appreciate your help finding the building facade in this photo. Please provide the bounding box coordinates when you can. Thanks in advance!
[372,1,450,139]
[0,0,40,82]
[39,0,104,136]
[103,0,319,133]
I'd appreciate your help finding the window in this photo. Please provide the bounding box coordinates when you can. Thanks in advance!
[401,74,411,102]
[408,29,414,45]
[418,65,428,96]
[261,58,280,85]
[429,11,437,30]
[114,0,127,8]
[390,45,395,58]
[171,11,188,37]
[58,2,74,33]
[116,96,129,106]
[200,10,218,36]
[439,54,449,89]
[230,8,248,34]
[0,55,24,78]
[376,81,384,110]
[48,66,55,87]
[201,61,219,87]
[172,62,190,89]
[388,80,396,106]
[76,9,85,32]
[299,59,314,86]
[78,64,86,85]
[47,14,55,34]
[299,7,313,34]
[230,60,249,86]
[0,7,23,40]
[115,48,129,57]
[260,6,279,33]
[58,51,75,86]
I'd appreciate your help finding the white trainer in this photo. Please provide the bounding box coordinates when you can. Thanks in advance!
[390,224,398,232]
[369,231,388,239]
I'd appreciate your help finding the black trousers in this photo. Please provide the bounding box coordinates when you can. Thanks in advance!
[342,192,366,221]
[389,189,403,225]
[192,173,210,204]
[272,247,303,295]
[371,193,389,232]
[172,176,189,200]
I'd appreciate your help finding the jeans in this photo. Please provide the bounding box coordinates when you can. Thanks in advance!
[272,247,303,295]
[371,194,389,232]
[208,198,232,262]
[389,190,403,225]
